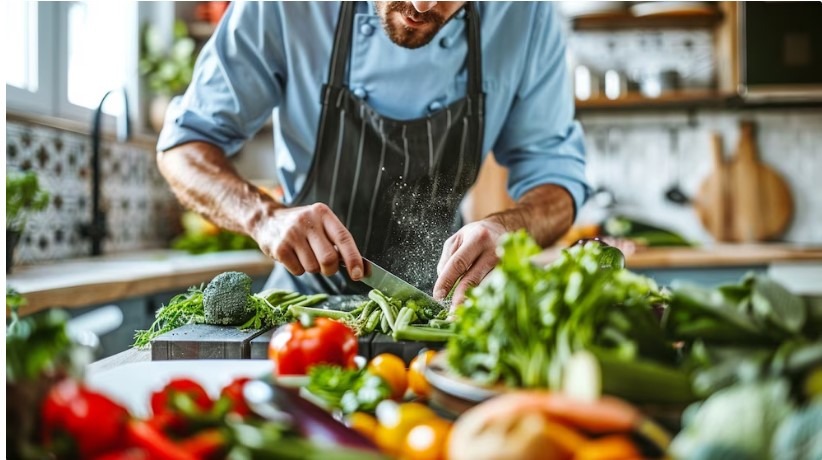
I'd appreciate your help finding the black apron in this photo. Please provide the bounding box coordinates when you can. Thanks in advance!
[265,2,485,295]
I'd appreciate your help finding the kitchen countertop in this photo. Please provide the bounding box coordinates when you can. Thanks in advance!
[7,250,275,316]
[9,243,822,316]
[533,242,822,269]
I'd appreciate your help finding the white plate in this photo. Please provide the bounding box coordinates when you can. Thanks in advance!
[86,360,273,418]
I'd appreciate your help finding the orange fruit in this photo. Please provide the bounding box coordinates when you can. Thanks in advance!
[347,412,378,441]
[368,353,408,400]
[400,417,452,460]
[408,350,436,399]
[375,401,437,456]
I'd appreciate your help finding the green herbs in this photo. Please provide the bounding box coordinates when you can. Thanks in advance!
[305,365,392,414]
[6,309,80,383]
[134,286,205,348]
[133,273,329,348]
[447,231,677,394]
[6,170,49,231]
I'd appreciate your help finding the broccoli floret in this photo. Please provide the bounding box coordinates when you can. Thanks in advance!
[202,271,254,325]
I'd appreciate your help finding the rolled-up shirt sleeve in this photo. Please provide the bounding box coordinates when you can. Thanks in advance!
[157,1,286,155]
[492,4,589,214]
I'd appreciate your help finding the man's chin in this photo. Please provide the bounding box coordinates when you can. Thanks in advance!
[386,25,438,49]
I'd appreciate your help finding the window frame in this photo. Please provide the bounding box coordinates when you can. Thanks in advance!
[6,1,145,134]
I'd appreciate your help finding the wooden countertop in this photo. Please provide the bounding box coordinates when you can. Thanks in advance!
[7,250,275,316]
[533,243,822,269]
[8,244,822,316]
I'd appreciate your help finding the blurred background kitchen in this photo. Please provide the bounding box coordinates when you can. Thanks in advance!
[5,1,822,357]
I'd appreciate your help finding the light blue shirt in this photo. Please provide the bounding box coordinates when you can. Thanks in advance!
[158,1,589,211]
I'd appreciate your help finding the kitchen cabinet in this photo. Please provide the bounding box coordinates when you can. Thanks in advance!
[571,2,822,112]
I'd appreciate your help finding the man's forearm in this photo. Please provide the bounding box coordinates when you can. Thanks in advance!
[157,141,282,237]
[484,183,575,247]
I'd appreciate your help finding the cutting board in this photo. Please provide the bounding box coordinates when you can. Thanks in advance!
[695,122,793,242]
[694,133,730,241]
[727,121,793,242]
[152,296,443,364]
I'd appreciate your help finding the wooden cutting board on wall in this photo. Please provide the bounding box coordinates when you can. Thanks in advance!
[695,121,794,242]
[694,133,730,241]
[727,121,793,242]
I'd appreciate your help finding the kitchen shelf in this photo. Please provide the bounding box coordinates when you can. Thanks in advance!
[572,9,723,31]
[576,90,728,111]
[575,91,822,113]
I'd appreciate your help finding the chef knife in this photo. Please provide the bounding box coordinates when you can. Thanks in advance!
[355,257,442,309]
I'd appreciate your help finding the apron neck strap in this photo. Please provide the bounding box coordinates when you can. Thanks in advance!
[327,2,483,96]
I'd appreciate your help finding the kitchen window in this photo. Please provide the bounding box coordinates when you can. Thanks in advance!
[6,0,139,122]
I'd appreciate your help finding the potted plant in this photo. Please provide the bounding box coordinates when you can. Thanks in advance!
[139,20,196,133]
[6,170,49,273]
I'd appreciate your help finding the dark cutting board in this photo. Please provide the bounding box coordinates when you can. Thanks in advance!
[151,295,443,364]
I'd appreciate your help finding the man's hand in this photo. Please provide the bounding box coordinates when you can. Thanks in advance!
[433,219,507,308]
[252,203,364,280]
[157,142,364,281]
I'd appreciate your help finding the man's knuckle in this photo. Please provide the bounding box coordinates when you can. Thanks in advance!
[452,257,470,274]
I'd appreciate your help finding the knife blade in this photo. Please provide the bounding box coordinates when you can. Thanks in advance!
[358,257,442,308]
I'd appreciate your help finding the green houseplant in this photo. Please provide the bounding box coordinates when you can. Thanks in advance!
[6,170,49,273]
[139,20,196,132]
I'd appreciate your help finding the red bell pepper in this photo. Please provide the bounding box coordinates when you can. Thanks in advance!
[219,376,253,418]
[149,378,214,434]
[178,428,226,459]
[41,379,130,458]
[125,419,197,460]
[268,318,358,375]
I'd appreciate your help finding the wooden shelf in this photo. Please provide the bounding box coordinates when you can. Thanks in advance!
[576,90,728,111]
[572,9,723,31]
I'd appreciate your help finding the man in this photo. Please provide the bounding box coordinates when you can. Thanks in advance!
[157,1,588,307]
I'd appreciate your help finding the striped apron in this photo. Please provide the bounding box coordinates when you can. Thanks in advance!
[265,2,485,295]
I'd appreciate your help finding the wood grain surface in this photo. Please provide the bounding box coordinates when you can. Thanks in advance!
[727,121,794,242]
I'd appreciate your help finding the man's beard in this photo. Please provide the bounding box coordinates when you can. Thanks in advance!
[378,2,449,49]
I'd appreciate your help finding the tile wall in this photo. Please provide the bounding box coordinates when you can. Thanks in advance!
[567,22,822,245]
[6,121,180,265]
[576,109,822,244]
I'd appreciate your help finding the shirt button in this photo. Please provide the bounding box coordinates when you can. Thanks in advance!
[428,101,444,112]
[353,87,368,99]
[360,24,374,36]
[439,36,452,48]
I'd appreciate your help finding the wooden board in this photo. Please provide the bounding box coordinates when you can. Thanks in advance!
[694,133,731,241]
[694,122,794,242]
[727,121,794,242]
[151,324,269,360]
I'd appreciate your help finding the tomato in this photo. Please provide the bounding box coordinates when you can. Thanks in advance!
[268,318,358,375]
[149,378,213,434]
[219,377,252,417]
[408,350,436,399]
[41,379,130,458]
[368,353,408,400]
[401,418,452,460]
[374,401,438,456]
[348,412,379,441]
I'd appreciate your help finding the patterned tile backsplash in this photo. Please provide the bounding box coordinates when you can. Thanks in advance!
[577,109,822,244]
[6,121,180,265]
